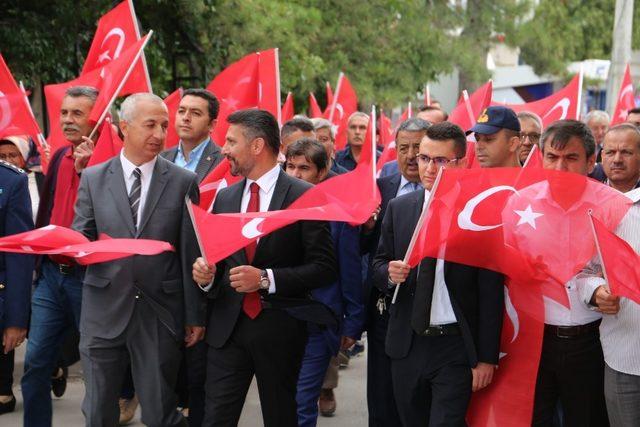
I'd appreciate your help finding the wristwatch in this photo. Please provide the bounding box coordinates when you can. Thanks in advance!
[259,270,270,290]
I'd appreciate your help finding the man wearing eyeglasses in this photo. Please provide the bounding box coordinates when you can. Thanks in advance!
[517,111,543,165]
[471,106,521,168]
[373,121,504,426]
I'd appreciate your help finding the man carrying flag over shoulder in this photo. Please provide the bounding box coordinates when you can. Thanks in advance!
[191,109,337,427]
[372,121,504,426]
[576,125,640,427]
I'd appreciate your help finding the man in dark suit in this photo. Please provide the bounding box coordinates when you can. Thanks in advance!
[373,122,504,426]
[0,159,34,414]
[361,117,430,426]
[192,109,337,427]
[73,93,205,426]
[284,138,365,425]
[160,87,223,426]
[161,88,223,183]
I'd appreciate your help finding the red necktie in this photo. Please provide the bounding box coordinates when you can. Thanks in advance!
[243,182,262,319]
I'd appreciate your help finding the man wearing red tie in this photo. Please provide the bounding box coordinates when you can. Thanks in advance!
[192,109,337,427]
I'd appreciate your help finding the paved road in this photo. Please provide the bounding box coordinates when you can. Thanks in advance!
[4,343,368,426]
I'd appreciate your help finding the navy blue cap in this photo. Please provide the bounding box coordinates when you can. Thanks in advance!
[468,106,521,135]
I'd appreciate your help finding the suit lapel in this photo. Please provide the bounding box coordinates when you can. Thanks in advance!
[137,157,169,236]
[194,141,221,183]
[107,158,136,236]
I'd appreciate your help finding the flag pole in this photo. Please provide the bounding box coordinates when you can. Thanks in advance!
[328,72,344,123]
[522,143,538,168]
[128,0,152,92]
[576,66,584,120]
[425,84,431,106]
[407,101,412,119]
[274,48,282,127]
[462,90,475,125]
[391,167,443,304]
[587,211,612,292]
[88,30,153,141]
[371,105,377,198]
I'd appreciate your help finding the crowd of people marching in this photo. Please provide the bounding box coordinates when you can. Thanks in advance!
[1,83,639,427]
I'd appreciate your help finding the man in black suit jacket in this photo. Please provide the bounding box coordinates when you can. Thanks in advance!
[361,117,429,426]
[160,88,223,183]
[373,122,504,426]
[192,109,337,427]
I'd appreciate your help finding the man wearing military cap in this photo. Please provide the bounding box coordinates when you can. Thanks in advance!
[470,105,522,168]
[0,159,34,414]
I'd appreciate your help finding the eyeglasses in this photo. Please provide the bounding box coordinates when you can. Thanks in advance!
[0,152,21,161]
[520,132,541,143]
[416,154,460,168]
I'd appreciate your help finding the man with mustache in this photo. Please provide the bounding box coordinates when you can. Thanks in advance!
[21,86,99,427]
[361,117,430,426]
[335,112,371,171]
[600,124,640,193]
[470,106,521,168]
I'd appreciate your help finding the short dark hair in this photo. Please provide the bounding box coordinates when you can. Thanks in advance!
[395,117,431,140]
[424,122,467,158]
[182,88,219,121]
[227,109,280,155]
[628,107,640,116]
[418,105,448,120]
[540,119,595,158]
[281,117,315,139]
[285,138,328,171]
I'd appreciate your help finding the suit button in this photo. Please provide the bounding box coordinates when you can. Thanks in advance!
[135,294,139,299]
[0,283,4,290]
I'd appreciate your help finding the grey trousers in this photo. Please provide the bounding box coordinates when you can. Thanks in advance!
[80,297,187,427]
[605,363,640,427]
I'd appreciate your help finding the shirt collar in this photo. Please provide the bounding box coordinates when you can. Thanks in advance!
[120,150,157,179]
[177,137,210,160]
[245,163,281,195]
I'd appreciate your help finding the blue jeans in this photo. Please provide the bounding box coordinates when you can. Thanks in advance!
[21,260,83,427]
[296,331,333,427]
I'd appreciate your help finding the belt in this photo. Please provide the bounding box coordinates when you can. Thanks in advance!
[418,323,460,337]
[544,320,601,339]
[46,258,82,277]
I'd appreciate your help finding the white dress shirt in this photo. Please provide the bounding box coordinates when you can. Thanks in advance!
[420,189,457,326]
[120,150,157,228]
[241,164,281,294]
[577,188,640,375]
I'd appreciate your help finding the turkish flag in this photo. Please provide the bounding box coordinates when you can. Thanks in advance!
[207,51,260,144]
[497,73,582,128]
[198,158,242,211]
[257,48,281,124]
[308,92,323,118]
[591,214,640,304]
[324,73,358,151]
[448,81,493,132]
[610,64,635,126]
[406,167,631,301]
[87,118,123,167]
[522,144,543,169]
[190,118,380,264]
[163,87,183,148]
[325,81,334,108]
[81,0,151,94]
[281,92,294,123]
[376,111,396,173]
[0,224,173,264]
[0,54,44,145]
[467,281,545,427]
[45,34,150,157]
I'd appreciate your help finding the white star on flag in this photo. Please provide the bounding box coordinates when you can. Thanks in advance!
[514,204,544,229]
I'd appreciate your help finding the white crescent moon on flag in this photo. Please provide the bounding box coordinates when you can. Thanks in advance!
[241,218,265,239]
[500,286,520,359]
[100,28,126,61]
[336,104,344,119]
[457,185,518,231]
[619,84,634,103]
[0,90,12,131]
[542,97,570,121]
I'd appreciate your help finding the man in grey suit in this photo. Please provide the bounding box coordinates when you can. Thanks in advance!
[73,93,205,427]
[161,88,223,183]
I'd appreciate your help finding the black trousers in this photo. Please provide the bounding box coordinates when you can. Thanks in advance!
[0,350,14,395]
[391,333,472,427]
[203,309,307,427]
[366,291,401,427]
[532,329,609,427]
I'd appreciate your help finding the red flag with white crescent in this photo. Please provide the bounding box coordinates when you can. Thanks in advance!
[324,73,358,151]
[610,64,635,126]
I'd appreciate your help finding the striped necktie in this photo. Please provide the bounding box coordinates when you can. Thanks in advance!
[128,167,142,229]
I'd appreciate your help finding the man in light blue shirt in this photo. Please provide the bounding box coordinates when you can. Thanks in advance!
[161,88,223,183]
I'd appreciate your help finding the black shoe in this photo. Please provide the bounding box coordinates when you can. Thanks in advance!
[0,395,16,415]
[51,366,68,398]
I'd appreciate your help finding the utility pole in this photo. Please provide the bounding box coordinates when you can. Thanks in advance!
[606,0,633,114]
